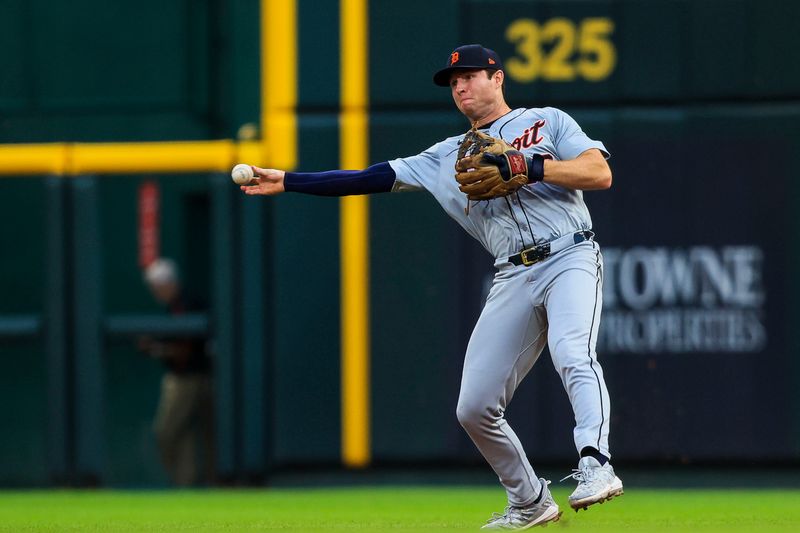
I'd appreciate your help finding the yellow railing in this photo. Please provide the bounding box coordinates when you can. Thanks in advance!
[262,0,297,171]
[340,0,371,468]
[0,140,265,176]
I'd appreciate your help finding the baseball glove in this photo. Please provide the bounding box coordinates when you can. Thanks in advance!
[455,127,541,201]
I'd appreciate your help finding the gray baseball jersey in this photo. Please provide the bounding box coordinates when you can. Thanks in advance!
[389,107,608,262]
[388,107,613,508]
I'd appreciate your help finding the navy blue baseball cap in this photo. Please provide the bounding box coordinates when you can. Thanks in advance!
[433,44,503,87]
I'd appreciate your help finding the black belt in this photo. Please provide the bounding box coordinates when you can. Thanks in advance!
[508,230,594,267]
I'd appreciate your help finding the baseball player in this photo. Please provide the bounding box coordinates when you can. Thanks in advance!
[241,44,622,529]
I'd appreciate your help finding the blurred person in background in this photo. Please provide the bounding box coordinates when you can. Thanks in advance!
[140,258,215,486]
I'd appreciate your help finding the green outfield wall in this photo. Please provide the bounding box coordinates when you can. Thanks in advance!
[1,0,799,486]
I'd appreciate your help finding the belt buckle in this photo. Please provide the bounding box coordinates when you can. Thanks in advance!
[519,248,537,266]
[519,243,549,266]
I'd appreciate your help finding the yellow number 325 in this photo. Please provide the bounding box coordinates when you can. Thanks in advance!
[505,17,616,83]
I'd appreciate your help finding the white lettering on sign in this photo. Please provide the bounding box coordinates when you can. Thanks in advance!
[598,246,766,353]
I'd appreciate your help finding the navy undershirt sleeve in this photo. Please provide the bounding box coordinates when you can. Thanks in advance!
[284,161,396,196]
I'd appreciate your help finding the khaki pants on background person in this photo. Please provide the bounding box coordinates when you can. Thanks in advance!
[153,372,215,486]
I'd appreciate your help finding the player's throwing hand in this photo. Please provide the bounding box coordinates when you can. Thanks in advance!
[240,166,286,195]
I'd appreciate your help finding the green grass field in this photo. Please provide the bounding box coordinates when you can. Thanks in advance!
[1,486,799,532]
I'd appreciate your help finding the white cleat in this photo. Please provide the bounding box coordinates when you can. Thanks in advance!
[481,478,562,530]
[561,456,624,511]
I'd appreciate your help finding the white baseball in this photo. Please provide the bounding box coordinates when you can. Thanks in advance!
[231,163,254,185]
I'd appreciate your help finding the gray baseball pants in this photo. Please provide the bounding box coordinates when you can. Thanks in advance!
[456,240,611,507]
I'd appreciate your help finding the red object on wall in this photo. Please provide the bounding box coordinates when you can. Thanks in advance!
[138,180,160,268]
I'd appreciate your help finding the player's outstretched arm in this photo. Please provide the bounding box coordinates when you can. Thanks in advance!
[542,149,612,191]
[240,162,397,198]
[241,166,286,196]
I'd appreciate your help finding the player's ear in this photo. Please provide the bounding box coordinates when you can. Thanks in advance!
[494,70,505,87]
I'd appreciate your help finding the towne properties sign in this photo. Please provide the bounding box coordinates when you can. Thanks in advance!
[598,245,765,354]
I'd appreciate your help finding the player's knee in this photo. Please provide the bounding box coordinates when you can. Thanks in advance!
[455,404,480,432]
[550,337,588,371]
[456,397,495,432]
